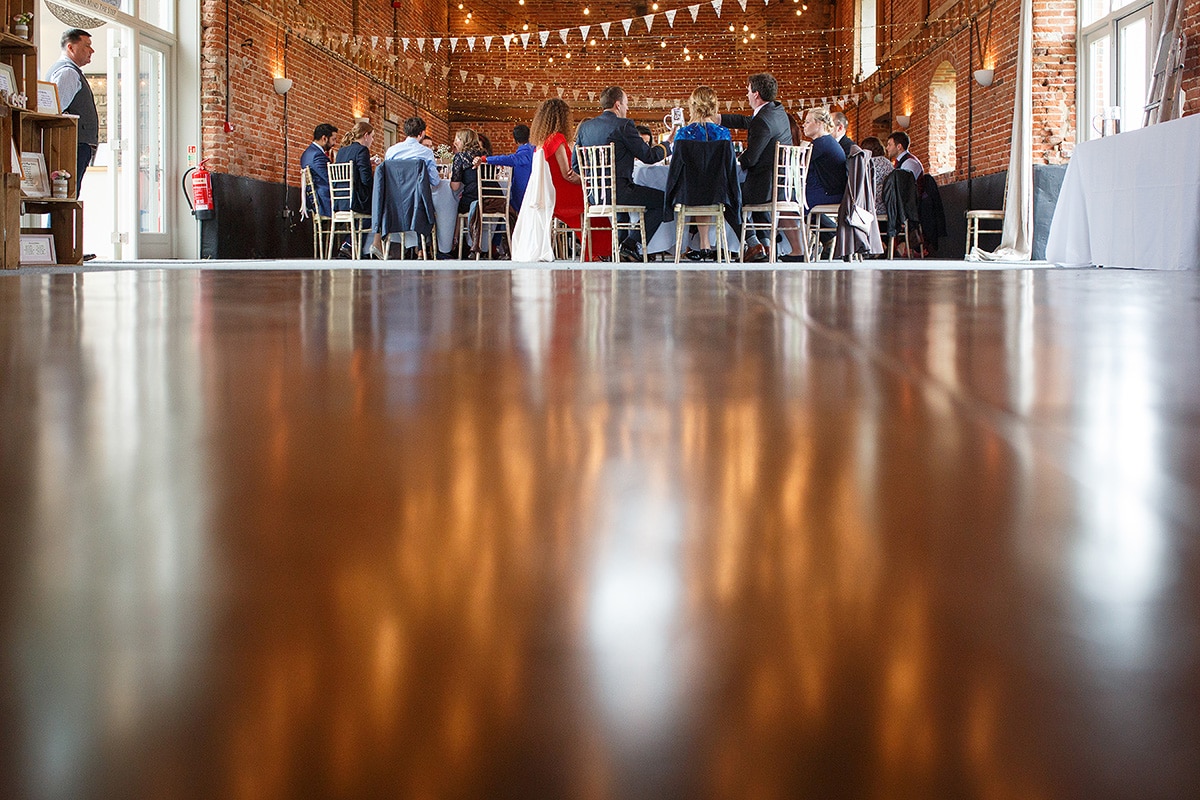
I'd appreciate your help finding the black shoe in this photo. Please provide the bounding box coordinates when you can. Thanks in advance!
[437,250,454,260]
[336,243,353,259]
[82,253,97,262]
[780,254,806,263]
[742,244,768,263]
[618,243,641,263]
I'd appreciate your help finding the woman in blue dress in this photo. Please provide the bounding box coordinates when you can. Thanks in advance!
[673,87,730,259]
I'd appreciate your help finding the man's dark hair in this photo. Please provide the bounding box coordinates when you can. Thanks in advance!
[313,123,338,141]
[403,116,427,138]
[635,125,652,138]
[748,73,778,103]
[888,131,910,150]
[599,86,625,110]
[512,124,530,144]
[61,28,91,49]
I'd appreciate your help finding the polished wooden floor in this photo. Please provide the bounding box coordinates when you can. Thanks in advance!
[1,267,1198,799]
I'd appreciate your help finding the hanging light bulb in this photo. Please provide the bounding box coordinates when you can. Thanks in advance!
[565,51,571,58]
[728,23,734,31]
[651,2,659,8]
[742,36,748,44]
[660,41,666,48]
[682,47,689,54]
[750,33,756,39]
[589,38,596,45]
[795,9,801,14]
[522,22,529,30]
[685,54,691,61]
[742,24,749,31]
[623,56,630,65]
[583,7,590,14]
[698,54,703,60]
[457,2,462,7]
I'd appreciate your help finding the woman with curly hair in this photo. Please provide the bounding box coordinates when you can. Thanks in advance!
[530,97,611,259]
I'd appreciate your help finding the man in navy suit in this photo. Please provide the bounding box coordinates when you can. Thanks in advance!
[719,73,792,262]
[300,123,338,217]
[574,86,668,261]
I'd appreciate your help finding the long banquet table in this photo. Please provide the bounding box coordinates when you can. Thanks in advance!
[1045,113,1200,270]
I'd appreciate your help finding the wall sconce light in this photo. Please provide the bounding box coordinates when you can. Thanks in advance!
[973,69,995,87]
[354,116,369,124]
[273,77,293,95]
[895,114,910,128]
[873,93,884,103]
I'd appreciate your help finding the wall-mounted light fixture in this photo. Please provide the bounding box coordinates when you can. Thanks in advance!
[973,69,995,87]
[273,77,293,95]
[895,114,910,128]
[873,93,884,103]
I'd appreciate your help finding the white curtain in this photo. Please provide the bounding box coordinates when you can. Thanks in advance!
[971,0,1033,261]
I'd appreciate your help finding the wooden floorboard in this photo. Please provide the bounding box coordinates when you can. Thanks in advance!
[1,267,1197,799]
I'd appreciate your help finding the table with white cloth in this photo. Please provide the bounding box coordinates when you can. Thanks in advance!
[632,161,793,257]
[1045,114,1200,270]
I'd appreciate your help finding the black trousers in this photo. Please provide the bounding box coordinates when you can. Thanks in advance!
[615,180,664,248]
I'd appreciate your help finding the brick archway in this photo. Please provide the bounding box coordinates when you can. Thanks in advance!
[929,62,957,175]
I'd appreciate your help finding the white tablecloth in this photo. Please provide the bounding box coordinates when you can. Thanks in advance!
[389,179,460,254]
[1045,114,1200,270]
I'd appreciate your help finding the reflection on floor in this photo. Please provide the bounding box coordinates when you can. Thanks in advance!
[0,267,1196,799]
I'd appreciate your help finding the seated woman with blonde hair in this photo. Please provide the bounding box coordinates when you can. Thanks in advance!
[672,86,731,260]
[673,86,731,142]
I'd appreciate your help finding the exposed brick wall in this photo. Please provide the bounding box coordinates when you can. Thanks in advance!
[201,0,454,182]
[202,0,1200,189]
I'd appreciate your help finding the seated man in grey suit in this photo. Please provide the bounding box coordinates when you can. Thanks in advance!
[574,86,668,261]
[719,72,792,263]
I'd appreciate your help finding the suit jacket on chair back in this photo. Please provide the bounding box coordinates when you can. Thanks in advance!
[573,110,666,188]
[719,102,793,206]
[372,159,435,240]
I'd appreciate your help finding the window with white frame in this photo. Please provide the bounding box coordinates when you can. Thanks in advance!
[855,0,878,82]
[1080,0,1153,140]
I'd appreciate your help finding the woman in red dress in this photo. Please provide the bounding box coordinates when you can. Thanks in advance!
[529,98,611,260]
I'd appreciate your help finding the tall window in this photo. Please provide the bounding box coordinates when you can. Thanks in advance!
[855,0,878,82]
[1080,0,1153,140]
[928,62,957,175]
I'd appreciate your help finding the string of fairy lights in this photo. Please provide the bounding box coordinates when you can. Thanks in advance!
[243,0,998,120]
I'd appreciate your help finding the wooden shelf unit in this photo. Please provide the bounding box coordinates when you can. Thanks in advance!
[0,5,84,268]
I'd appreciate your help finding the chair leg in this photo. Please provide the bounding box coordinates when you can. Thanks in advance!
[611,217,619,263]
[768,218,779,263]
[639,215,648,263]
[674,213,684,265]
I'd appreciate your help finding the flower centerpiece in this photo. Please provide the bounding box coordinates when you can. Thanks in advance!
[12,12,32,39]
[51,169,70,198]
[434,143,453,164]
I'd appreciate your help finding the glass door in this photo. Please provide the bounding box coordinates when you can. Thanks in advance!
[136,37,170,257]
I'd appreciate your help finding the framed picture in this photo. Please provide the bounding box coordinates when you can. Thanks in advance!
[19,151,48,197]
[0,63,16,97]
[36,81,60,115]
[10,140,21,177]
[20,234,57,265]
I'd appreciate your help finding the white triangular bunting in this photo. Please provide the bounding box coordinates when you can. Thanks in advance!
[738,0,746,9]
[725,100,732,111]
[483,36,492,51]
[432,38,440,52]
[601,22,612,38]
[423,61,431,74]
[542,84,549,94]
[441,66,450,79]
[405,57,414,69]
[665,10,677,26]
[371,36,378,48]
[386,37,393,49]
[688,5,700,22]
[449,38,457,52]
[509,80,517,91]
[525,82,534,94]
[621,18,632,34]
[712,0,723,18]
[559,28,569,44]
[557,87,564,98]
[467,37,476,51]
[341,34,349,44]
[573,89,580,100]
[539,30,550,46]
[416,38,424,52]
[786,99,793,109]
[588,91,596,101]
[643,14,654,31]
[460,70,468,82]
[580,25,590,40]
[521,32,531,48]
[494,77,502,88]
[477,74,485,85]
[400,38,408,51]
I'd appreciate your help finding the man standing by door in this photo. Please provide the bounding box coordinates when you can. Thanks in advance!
[46,29,98,189]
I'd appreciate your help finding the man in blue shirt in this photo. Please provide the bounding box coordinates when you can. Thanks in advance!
[385,116,442,187]
[477,124,533,214]
[299,123,338,217]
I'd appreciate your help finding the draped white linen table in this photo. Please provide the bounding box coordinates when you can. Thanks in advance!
[1045,114,1200,270]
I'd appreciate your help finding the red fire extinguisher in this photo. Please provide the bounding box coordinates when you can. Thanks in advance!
[183,158,215,221]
